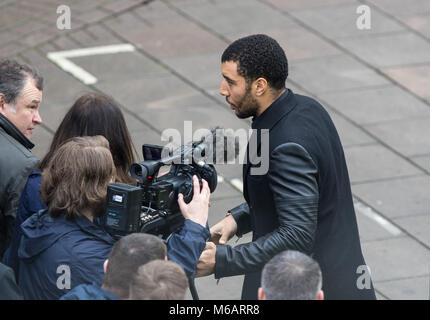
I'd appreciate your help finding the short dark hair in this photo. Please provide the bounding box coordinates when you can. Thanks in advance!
[39,92,136,184]
[0,59,43,104]
[221,34,288,91]
[129,260,188,300]
[261,250,322,300]
[103,233,167,299]
[41,136,115,220]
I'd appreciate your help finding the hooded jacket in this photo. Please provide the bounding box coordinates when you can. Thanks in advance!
[18,209,209,300]
[17,209,114,300]
[59,283,119,300]
[0,114,38,258]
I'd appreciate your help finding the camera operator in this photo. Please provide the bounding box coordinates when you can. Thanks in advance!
[18,136,210,300]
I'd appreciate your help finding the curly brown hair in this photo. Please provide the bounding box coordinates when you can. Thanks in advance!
[41,135,116,220]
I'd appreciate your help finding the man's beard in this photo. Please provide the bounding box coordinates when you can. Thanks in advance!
[234,86,260,119]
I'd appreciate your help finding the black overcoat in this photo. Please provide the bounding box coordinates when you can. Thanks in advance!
[215,89,376,300]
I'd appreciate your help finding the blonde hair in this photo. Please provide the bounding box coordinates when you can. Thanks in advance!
[41,135,116,220]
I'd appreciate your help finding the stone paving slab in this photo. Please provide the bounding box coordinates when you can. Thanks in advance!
[381,65,430,103]
[368,0,430,17]
[73,51,170,80]
[290,54,390,94]
[364,117,430,157]
[375,275,430,300]
[411,155,430,172]
[318,85,430,125]
[361,237,429,283]
[163,52,224,92]
[325,109,376,148]
[105,8,227,59]
[398,13,430,40]
[288,2,405,40]
[355,206,400,242]
[166,0,297,41]
[337,32,430,68]
[239,25,342,62]
[352,175,430,219]
[265,0,353,11]
[344,144,422,184]
[393,214,430,248]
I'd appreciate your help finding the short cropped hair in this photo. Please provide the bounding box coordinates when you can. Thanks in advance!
[103,233,167,299]
[261,250,322,300]
[0,59,43,104]
[221,34,288,90]
[41,135,115,220]
[129,260,188,300]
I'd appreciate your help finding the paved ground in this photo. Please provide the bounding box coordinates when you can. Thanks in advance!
[1,0,429,300]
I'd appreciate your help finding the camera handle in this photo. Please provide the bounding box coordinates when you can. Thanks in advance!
[189,276,200,300]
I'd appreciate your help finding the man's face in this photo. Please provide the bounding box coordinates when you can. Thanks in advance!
[220,61,260,119]
[0,77,43,139]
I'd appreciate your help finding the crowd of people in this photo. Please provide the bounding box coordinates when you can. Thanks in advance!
[0,34,376,300]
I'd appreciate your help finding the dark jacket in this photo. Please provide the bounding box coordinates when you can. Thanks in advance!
[59,283,119,300]
[3,169,105,281]
[0,262,23,300]
[18,209,209,300]
[2,169,45,280]
[18,209,115,300]
[215,89,376,300]
[0,114,38,258]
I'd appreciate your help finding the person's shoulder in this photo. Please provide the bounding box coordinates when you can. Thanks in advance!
[0,128,35,161]
[291,92,325,109]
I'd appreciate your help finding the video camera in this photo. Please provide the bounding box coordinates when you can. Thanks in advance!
[104,128,237,240]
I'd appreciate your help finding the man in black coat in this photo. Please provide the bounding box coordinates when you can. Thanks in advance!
[196,34,376,300]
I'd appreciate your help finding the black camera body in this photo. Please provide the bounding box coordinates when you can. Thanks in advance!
[105,144,217,240]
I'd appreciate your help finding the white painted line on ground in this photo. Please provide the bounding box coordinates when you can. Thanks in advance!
[354,200,403,236]
[230,178,243,193]
[217,175,224,184]
[47,44,135,85]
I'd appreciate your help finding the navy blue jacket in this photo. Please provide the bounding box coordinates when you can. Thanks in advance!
[59,283,119,300]
[17,208,209,300]
[18,210,115,300]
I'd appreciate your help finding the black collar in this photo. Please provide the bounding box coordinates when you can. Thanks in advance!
[0,113,35,149]
[251,88,297,130]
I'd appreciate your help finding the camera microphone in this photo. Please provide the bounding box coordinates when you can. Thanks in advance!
[191,127,240,164]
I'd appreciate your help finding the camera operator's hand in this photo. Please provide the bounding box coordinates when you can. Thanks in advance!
[210,214,237,245]
[178,176,210,228]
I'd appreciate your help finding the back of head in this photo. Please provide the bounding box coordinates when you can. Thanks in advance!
[39,92,135,183]
[0,59,43,105]
[103,233,167,299]
[221,34,288,91]
[41,135,115,220]
[261,250,322,300]
[129,260,188,300]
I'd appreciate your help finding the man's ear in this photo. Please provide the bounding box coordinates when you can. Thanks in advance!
[258,287,266,300]
[316,290,324,300]
[0,94,6,113]
[103,259,109,274]
[254,78,268,97]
